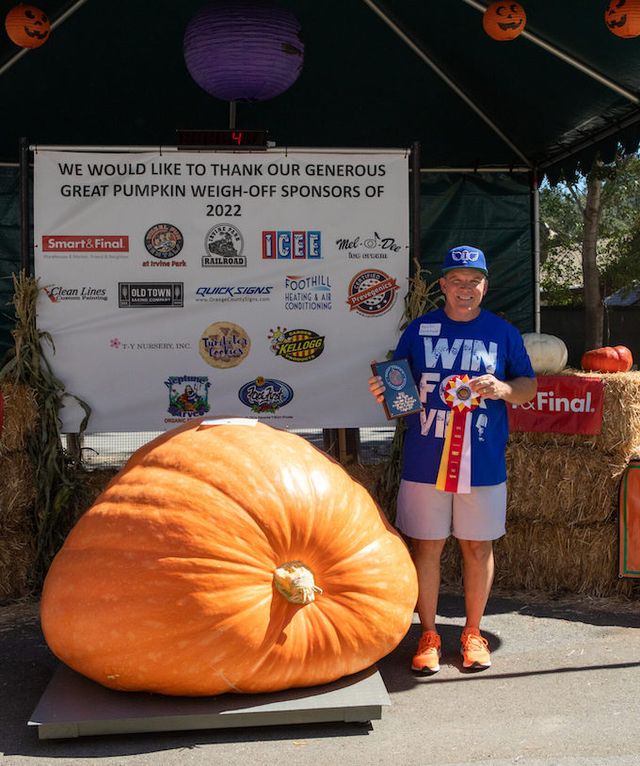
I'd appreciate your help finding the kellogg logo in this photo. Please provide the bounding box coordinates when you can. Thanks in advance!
[346,269,400,317]
[262,230,321,259]
[165,375,211,420]
[238,377,294,413]
[268,327,325,362]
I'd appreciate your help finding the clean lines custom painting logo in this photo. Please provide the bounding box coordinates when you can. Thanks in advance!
[118,282,184,307]
[262,230,321,259]
[42,284,107,302]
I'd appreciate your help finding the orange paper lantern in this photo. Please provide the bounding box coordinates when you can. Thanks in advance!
[4,3,50,49]
[482,2,527,41]
[605,0,640,38]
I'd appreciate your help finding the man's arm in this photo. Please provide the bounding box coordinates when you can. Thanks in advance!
[469,375,537,405]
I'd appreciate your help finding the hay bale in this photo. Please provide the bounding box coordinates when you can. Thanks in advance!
[0,383,39,455]
[0,452,36,526]
[0,520,35,601]
[509,369,640,458]
[506,443,627,525]
[440,521,633,598]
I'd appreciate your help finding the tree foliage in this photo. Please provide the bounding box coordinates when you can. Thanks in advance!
[540,152,640,306]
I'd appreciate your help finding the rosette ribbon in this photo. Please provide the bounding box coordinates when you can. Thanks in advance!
[435,375,481,494]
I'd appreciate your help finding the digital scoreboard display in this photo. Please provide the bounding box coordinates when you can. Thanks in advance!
[176,129,269,149]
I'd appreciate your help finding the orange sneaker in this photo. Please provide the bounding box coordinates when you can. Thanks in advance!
[460,628,491,670]
[411,630,441,674]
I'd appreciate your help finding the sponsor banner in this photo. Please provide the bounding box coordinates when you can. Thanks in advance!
[33,149,409,431]
[508,375,605,435]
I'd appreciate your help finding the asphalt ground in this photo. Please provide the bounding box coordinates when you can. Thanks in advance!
[1,590,639,766]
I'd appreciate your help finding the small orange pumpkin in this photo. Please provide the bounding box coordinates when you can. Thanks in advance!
[581,345,633,373]
[41,419,418,696]
[605,0,640,38]
[482,1,527,40]
[4,3,50,48]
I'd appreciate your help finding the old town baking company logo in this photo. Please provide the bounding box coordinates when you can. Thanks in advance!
[118,282,184,308]
[262,230,321,259]
[238,376,294,413]
[199,321,250,368]
[268,326,325,362]
[335,232,403,260]
[143,223,185,267]
[41,235,128,258]
[42,284,107,302]
[164,375,211,421]
[346,269,400,317]
[203,223,246,267]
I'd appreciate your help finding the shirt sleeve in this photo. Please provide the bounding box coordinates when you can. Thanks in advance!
[505,326,536,379]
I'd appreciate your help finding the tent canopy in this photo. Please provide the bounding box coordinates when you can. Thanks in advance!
[1,0,640,179]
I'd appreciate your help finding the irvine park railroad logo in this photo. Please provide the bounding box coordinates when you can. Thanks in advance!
[346,269,400,316]
[268,327,325,362]
[203,223,246,267]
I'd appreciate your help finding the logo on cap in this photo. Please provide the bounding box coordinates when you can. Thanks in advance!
[442,245,488,274]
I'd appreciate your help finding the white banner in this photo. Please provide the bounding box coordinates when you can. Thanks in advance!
[33,149,410,432]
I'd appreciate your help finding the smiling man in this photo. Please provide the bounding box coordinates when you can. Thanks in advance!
[369,245,537,674]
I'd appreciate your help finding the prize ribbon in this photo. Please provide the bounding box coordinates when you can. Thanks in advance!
[435,375,481,494]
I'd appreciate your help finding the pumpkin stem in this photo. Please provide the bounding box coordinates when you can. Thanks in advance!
[273,561,323,605]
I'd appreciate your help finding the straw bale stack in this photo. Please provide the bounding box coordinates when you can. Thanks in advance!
[0,383,39,455]
[0,384,39,601]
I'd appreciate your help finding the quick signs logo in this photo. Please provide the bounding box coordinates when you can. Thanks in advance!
[284,274,332,311]
[41,235,128,258]
[203,224,246,267]
[335,232,403,261]
[195,285,273,303]
[238,377,294,413]
[118,282,184,307]
[143,223,186,267]
[262,230,321,259]
[268,327,325,362]
[42,284,107,302]
[346,269,399,316]
[165,375,211,421]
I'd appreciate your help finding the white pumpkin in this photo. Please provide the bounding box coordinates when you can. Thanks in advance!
[522,332,568,374]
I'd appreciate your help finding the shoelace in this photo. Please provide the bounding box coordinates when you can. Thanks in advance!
[462,632,489,652]
[417,633,440,653]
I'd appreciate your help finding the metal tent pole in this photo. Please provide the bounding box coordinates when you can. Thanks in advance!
[19,137,30,275]
[532,170,541,333]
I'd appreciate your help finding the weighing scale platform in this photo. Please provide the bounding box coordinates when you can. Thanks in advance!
[29,664,390,739]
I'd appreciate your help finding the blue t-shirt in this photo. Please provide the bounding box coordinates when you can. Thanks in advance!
[394,307,535,486]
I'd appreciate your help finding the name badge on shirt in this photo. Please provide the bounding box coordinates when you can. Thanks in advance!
[419,323,441,336]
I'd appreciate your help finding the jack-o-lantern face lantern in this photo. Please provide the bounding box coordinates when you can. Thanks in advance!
[4,3,50,49]
[605,0,640,38]
[482,2,527,41]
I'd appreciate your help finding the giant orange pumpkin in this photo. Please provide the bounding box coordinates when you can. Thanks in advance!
[482,1,527,41]
[4,3,50,48]
[605,0,640,39]
[581,345,633,373]
[41,418,418,697]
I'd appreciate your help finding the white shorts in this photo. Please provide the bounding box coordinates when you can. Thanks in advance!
[396,479,507,541]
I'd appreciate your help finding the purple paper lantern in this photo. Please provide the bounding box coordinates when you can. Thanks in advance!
[183,0,304,102]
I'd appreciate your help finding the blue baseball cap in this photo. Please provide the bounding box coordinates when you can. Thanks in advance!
[442,245,488,276]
